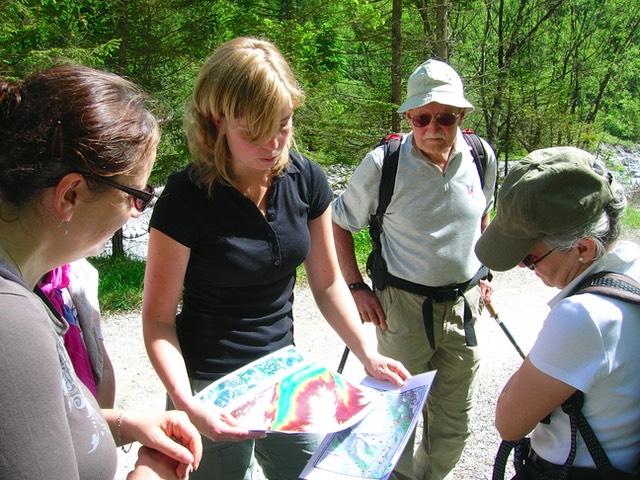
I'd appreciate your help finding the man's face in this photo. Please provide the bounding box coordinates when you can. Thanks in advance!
[405,102,464,161]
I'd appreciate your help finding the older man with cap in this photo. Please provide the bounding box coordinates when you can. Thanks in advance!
[332,59,497,480]
[475,147,640,477]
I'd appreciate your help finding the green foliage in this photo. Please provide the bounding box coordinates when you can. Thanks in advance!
[297,228,372,284]
[88,256,146,313]
[3,0,639,166]
[623,205,640,230]
[3,0,640,256]
[353,229,372,269]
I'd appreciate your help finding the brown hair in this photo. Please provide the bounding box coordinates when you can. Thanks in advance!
[0,64,159,207]
[184,37,304,194]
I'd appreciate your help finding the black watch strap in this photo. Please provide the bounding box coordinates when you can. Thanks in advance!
[348,282,372,291]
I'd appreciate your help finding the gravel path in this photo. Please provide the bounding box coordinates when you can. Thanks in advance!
[102,148,640,479]
[104,263,560,479]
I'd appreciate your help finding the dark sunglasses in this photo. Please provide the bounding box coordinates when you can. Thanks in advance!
[522,248,555,270]
[84,175,155,213]
[409,112,460,128]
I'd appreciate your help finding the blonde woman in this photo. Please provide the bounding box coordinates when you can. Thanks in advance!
[142,37,409,479]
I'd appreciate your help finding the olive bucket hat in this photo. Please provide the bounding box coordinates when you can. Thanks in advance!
[475,147,615,271]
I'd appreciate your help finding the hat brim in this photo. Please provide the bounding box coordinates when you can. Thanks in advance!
[397,92,474,113]
[475,221,539,272]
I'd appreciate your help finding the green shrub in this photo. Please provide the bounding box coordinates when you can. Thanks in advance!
[353,229,371,268]
[88,256,146,313]
[297,229,371,284]
[623,205,640,230]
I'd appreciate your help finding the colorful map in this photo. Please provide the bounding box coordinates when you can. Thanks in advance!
[196,346,376,433]
[300,371,436,480]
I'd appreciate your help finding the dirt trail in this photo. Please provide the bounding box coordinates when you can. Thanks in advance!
[104,264,558,479]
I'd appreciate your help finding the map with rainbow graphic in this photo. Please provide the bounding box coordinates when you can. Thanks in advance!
[196,346,376,433]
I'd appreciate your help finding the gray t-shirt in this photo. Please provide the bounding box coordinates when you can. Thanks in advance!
[332,130,497,286]
[0,261,117,479]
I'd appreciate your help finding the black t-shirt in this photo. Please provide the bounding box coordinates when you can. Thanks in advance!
[150,153,332,380]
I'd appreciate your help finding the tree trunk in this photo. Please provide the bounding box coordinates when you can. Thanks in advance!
[112,228,125,257]
[435,0,449,61]
[391,0,403,132]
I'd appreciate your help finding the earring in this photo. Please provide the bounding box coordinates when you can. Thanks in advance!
[578,256,584,263]
[58,219,69,235]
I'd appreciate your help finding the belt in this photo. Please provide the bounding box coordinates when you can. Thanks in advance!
[384,266,490,350]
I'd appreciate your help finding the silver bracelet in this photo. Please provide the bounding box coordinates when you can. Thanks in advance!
[116,411,133,453]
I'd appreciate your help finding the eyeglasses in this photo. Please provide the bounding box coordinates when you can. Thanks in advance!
[409,112,460,128]
[522,249,555,270]
[84,175,155,213]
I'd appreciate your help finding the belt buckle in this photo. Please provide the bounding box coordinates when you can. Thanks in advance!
[433,288,460,303]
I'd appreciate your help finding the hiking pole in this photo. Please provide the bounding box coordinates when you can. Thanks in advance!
[337,346,350,374]
[485,301,527,360]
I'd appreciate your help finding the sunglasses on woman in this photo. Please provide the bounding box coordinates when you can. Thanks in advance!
[84,175,155,213]
[409,112,460,128]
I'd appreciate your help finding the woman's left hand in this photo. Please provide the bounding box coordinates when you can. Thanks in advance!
[121,410,202,478]
[362,352,411,387]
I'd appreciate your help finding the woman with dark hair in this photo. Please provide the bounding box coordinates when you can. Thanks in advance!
[0,64,201,480]
[476,147,640,478]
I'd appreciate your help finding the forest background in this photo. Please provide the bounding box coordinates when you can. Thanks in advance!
[3,0,640,259]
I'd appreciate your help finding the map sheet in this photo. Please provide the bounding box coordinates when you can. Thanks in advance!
[300,371,436,480]
[195,345,377,433]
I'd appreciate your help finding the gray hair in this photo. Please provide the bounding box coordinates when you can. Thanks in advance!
[542,158,627,259]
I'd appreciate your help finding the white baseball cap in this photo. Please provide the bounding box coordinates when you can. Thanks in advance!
[397,59,474,113]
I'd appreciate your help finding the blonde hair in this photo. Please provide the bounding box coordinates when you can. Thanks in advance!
[184,37,304,194]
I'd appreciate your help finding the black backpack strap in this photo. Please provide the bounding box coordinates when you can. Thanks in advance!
[572,271,640,304]
[461,128,489,189]
[376,133,403,221]
[492,438,533,480]
[368,133,402,267]
[560,391,618,476]
[557,276,640,477]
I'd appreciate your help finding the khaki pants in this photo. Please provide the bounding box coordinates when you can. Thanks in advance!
[377,285,482,480]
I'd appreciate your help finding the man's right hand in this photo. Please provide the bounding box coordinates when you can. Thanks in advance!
[352,289,388,330]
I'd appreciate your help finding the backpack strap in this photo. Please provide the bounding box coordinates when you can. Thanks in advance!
[560,391,618,475]
[376,133,403,222]
[572,271,640,304]
[369,133,402,256]
[554,273,640,476]
[374,130,488,227]
[462,128,490,189]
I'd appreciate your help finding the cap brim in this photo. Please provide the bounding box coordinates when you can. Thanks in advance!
[475,221,539,272]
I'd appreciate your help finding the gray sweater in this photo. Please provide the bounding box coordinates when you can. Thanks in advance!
[0,259,117,479]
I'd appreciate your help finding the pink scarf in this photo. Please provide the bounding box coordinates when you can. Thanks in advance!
[38,264,97,397]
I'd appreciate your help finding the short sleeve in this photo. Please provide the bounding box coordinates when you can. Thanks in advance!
[289,152,332,220]
[529,296,608,392]
[331,147,384,233]
[150,168,203,248]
